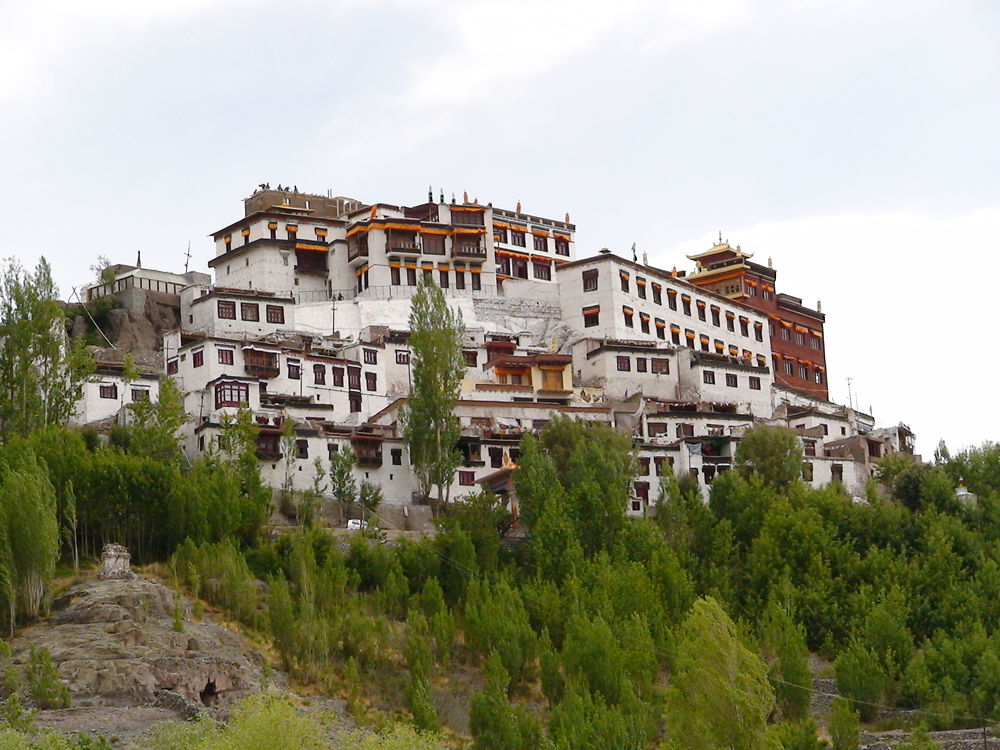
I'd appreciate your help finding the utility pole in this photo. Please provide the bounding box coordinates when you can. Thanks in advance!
[846,377,854,411]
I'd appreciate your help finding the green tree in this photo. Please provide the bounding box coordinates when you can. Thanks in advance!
[664,597,775,750]
[835,639,888,721]
[402,276,464,512]
[828,696,860,750]
[127,376,185,465]
[470,650,544,750]
[25,645,69,710]
[735,425,803,490]
[759,594,812,720]
[0,258,92,438]
[329,446,358,524]
[358,480,383,525]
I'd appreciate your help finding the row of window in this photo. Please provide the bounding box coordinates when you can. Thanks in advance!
[702,370,762,390]
[582,269,767,340]
[98,384,150,401]
[614,355,671,374]
[214,380,367,412]
[224,224,328,247]
[776,358,825,384]
[390,264,483,291]
[217,300,285,324]
[774,324,823,349]
[497,255,552,281]
[494,227,570,255]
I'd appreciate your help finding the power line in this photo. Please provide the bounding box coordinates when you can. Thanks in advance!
[69,286,117,350]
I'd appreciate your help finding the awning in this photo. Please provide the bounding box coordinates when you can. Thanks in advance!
[640,312,651,321]
[670,324,681,332]
[726,311,735,319]
[655,320,666,328]
[636,278,647,286]
[242,344,281,354]
[419,227,450,236]
[620,271,630,280]
[714,341,724,351]
[729,345,739,355]
[781,320,793,328]
[496,417,520,428]
[685,331,695,339]
[699,334,709,343]
[554,233,571,241]
[622,306,634,316]
[667,288,677,296]
[531,229,550,237]
[696,300,706,308]
[583,305,600,314]
[681,294,691,302]
[295,242,328,252]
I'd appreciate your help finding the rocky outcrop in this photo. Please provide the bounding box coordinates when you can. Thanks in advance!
[9,578,263,710]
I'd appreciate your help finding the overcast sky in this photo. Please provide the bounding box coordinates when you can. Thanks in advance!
[1,0,997,456]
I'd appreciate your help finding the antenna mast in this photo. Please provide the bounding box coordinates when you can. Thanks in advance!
[184,241,192,274]
[846,377,854,410]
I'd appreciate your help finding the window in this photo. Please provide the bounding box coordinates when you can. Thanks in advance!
[396,350,410,365]
[697,302,706,321]
[217,300,236,319]
[726,314,735,332]
[811,336,821,350]
[651,358,669,374]
[685,329,695,348]
[215,381,249,408]
[266,305,284,324]
[511,229,526,247]
[455,269,466,289]
[327,442,339,458]
[332,367,344,387]
[799,365,809,380]
[365,372,377,391]
[703,370,715,384]
[670,327,680,345]
[131,388,149,402]
[640,315,650,334]
[192,349,204,368]
[471,272,481,291]
[489,447,503,468]
[636,357,647,373]
[780,326,790,340]
[314,364,326,384]
[804,440,816,457]
[495,226,508,243]
[533,234,547,251]
[348,369,361,390]
[831,463,843,482]
[364,349,378,365]
[167,359,178,375]
[682,297,691,315]
[623,306,634,327]
[655,319,665,339]
[349,393,362,412]
[801,461,814,481]
[639,456,650,475]
[620,272,630,292]
[784,361,794,376]
[439,269,449,288]
[391,448,402,466]
[676,423,694,438]
[726,373,738,387]
[459,470,475,486]
[295,439,309,459]
[241,303,259,322]
[99,383,118,399]
[754,323,763,342]
[288,361,301,379]
[218,348,234,365]
[533,261,551,280]
[795,331,805,345]
[711,307,720,326]
[668,291,677,311]
[749,376,761,390]
[617,356,631,372]
[389,265,401,286]
[814,370,825,385]
[636,278,646,299]
[406,267,417,286]
[554,237,570,256]
[464,350,478,367]
[583,306,600,328]
[739,318,749,337]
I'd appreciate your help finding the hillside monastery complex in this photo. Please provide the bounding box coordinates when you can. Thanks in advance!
[74,187,916,522]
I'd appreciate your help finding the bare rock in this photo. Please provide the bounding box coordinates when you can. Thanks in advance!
[11,577,263,711]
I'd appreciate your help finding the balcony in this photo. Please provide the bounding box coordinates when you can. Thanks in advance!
[244,354,279,378]
[453,242,487,261]
[352,433,383,468]
[387,231,421,254]
[347,246,369,263]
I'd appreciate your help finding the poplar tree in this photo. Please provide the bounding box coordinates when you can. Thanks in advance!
[402,276,464,512]
[0,258,92,438]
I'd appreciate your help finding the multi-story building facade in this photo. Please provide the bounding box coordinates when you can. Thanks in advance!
[684,239,829,399]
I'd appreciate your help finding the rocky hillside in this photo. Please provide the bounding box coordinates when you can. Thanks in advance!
[8,575,268,744]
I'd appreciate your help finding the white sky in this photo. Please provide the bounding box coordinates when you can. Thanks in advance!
[1,0,997,456]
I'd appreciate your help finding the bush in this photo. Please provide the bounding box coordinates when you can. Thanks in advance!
[25,645,69,710]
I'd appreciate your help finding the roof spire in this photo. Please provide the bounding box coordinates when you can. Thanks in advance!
[428,185,433,202]
[718,230,723,245]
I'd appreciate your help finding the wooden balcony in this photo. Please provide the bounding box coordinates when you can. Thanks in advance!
[387,239,421,254]
[347,243,369,263]
[244,354,279,378]
[453,243,487,261]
